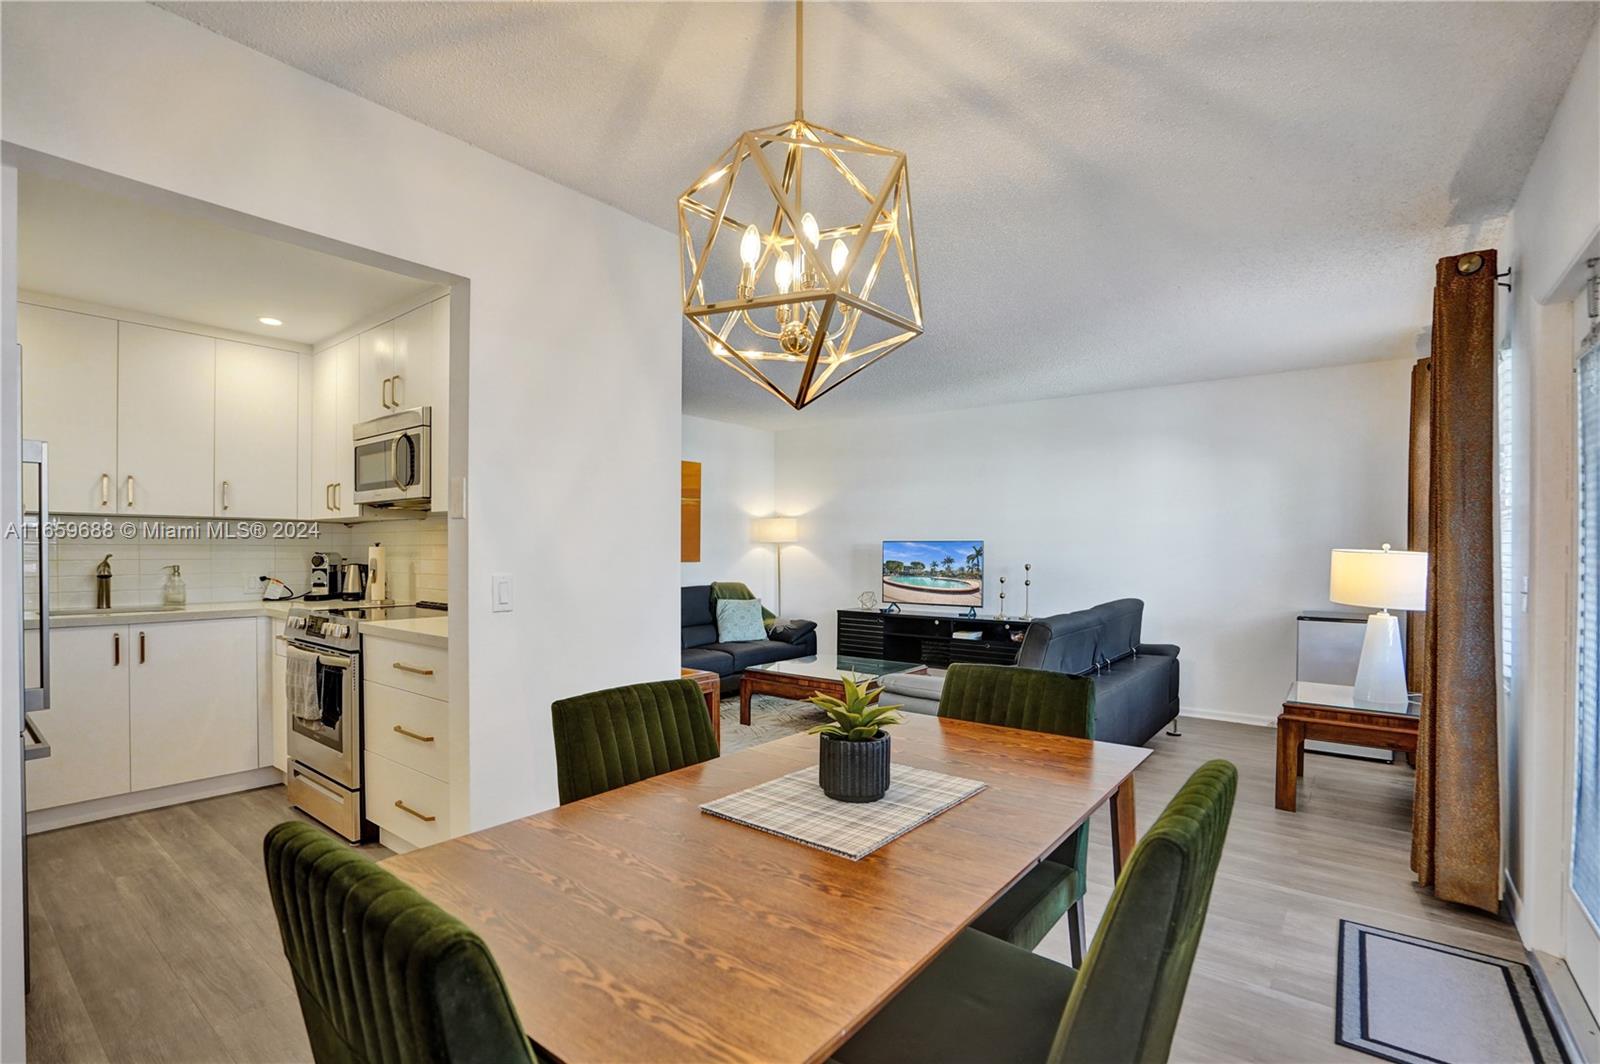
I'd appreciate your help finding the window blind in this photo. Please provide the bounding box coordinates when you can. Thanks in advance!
[1573,337,1600,928]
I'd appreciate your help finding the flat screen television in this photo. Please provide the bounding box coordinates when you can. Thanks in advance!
[882,540,984,608]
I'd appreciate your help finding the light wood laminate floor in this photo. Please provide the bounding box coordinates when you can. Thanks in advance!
[25,718,1521,1063]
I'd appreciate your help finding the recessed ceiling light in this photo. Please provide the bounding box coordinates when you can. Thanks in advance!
[258,316,283,327]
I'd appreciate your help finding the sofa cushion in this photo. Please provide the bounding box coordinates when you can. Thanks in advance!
[768,618,818,644]
[682,623,720,650]
[715,599,768,642]
[681,585,714,628]
[704,639,807,671]
[1083,599,1144,664]
[682,646,736,676]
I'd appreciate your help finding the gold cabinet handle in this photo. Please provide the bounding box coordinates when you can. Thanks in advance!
[390,374,402,407]
[113,632,120,666]
[392,662,434,676]
[383,376,394,409]
[221,480,231,511]
[125,475,135,508]
[325,483,333,512]
[394,799,435,823]
[335,483,342,510]
[392,724,436,743]
[138,630,146,664]
[100,473,110,507]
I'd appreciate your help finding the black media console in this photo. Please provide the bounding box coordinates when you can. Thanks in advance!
[836,609,1030,669]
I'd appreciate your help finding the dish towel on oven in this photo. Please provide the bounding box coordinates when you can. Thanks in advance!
[286,646,322,723]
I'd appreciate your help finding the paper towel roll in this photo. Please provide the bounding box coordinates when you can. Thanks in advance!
[367,543,387,602]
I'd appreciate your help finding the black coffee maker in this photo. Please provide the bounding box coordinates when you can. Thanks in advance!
[307,551,343,601]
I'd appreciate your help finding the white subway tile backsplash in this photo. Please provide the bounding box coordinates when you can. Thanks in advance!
[28,513,448,611]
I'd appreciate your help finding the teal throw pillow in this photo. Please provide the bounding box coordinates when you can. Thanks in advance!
[716,598,768,642]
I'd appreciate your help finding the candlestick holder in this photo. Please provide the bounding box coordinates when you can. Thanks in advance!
[1022,563,1032,620]
[996,575,1007,620]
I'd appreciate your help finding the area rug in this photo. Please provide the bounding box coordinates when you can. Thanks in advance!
[1335,920,1567,1064]
[718,694,827,753]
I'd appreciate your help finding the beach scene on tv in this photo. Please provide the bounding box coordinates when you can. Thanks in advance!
[882,540,984,607]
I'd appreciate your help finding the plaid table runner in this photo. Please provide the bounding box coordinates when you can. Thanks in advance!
[700,766,987,861]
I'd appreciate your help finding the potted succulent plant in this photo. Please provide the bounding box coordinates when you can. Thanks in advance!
[808,676,903,803]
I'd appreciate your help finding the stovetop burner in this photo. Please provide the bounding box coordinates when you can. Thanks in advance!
[320,604,445,622]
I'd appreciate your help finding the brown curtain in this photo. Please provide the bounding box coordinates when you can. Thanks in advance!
[1406,358,1431,689]
[1412,250,1500,913]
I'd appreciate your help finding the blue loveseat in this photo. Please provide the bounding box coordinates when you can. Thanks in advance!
[680,585,818,695]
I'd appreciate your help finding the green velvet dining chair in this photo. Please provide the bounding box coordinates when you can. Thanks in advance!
[938,662,1097,962]
[831,759,1238,1064]
[551,677,720,805]
[263,820,542,1064]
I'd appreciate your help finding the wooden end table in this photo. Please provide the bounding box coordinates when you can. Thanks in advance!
[739,654,925,725]
[680,668,722,744]
[1275,681,1419,811]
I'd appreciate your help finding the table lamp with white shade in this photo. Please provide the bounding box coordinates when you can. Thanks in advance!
[1329,544,1428,706]
[752,516,799,615]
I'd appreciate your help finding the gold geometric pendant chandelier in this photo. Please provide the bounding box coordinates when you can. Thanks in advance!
[678,0,923,410]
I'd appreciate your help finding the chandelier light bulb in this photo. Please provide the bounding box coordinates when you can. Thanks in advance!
[802,212,822,249]
[775,251,793,293]
[831,238,848,275]
[739,224,761,268]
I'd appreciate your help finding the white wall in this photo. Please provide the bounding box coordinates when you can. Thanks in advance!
[1501,22,1599,955]
[1,4,680,838]
[681,415,777,603]
[775,360,1413,724]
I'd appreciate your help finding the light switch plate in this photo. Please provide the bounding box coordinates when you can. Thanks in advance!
[492,572,513,613]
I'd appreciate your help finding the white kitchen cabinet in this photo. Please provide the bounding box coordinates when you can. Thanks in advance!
[128,618,258,790]
[383,296,451,512]
[19,303,119,513]
[24,626,131,811]
[117,322,215,516]
[215,340,300,518]
[357,321,396,423]
[311,336,359,519]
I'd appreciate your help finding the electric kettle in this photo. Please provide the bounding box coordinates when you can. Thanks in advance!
[337,562,369,601]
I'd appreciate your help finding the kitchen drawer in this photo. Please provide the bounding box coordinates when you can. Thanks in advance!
[366,751,451,849]
[364,681,450,782]
[363,636,448,699]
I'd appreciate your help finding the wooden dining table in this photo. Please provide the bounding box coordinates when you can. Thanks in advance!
[382,713,1150,1064]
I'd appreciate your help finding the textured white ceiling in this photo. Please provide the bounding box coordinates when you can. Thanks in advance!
[159,1,1596,427]
[19,171,436,345]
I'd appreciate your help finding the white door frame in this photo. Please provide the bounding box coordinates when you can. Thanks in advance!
[0,163,28,1061]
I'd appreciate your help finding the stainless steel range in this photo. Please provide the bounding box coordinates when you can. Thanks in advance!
[284,601,445,841]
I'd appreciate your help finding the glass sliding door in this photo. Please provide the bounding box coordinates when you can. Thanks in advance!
[1571,304,1600,1013]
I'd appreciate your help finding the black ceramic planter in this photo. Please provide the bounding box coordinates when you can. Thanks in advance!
[818,732,891,803]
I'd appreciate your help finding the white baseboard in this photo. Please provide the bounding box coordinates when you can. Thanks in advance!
[1177,706,1275,728]
[27,766,283,834]
[1504,870,1523,927]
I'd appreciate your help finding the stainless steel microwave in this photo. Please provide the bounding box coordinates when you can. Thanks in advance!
[353,407,432,508]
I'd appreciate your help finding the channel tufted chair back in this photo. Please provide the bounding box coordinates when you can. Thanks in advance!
[937,662,1095,736]
[1048,759,1238,1063]
[263,820,540,1064]
[552,678,720,804]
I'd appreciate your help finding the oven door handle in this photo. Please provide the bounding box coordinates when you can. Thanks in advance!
[285,641,356,670]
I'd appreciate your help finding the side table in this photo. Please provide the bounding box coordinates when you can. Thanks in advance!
[1275,681,1419,812]
[681,668,722,745]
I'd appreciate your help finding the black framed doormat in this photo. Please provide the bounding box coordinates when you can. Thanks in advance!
[1336,920,1567,1064]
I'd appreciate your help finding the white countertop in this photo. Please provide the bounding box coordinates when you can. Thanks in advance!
[36,600,295,628]
[359,616,448,649]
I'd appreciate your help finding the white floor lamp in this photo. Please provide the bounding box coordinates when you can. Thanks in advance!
[752,516,799,616]
[1329,544,1429,706]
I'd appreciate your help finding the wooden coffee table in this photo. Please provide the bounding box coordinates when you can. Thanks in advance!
[1276,681,1419,811]
[739,654,925,725]
[680,667,722,744]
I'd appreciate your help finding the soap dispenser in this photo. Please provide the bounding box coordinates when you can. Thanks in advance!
[162,565,187,607]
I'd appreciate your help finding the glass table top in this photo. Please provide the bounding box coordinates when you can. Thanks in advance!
[747,654,922,681]
[1285,681,1421,718]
